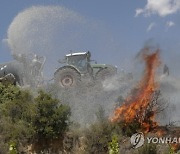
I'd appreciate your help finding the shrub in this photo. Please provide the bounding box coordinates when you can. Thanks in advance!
[118,120,141,137]
[138,143,157,154]
[0,84,35,153]
[34,90,71,139]
[83,106,122,154]
[108,134,119,154]
[0,84,71,153]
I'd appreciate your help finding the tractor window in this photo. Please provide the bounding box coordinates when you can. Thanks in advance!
[67,55,87,71]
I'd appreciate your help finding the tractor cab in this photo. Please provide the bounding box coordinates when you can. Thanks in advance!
[55,51,117,88]
[65,51,91,73]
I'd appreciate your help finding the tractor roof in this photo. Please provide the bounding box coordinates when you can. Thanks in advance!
[65,52,88,57]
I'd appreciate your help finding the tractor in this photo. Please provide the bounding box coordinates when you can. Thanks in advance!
[0,53,46,87]
[0,61,24,85]
[54,51,117,88]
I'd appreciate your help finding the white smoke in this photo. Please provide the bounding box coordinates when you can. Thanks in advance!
[46,82,132,127]
[159,75,180,125]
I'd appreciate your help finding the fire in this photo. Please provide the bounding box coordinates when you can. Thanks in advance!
[111,49,180,152]
[111,49,160,133]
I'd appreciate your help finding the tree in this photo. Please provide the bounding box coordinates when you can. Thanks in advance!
[0,83,35,153]
[0,84,71,153]
[34,90,71,139]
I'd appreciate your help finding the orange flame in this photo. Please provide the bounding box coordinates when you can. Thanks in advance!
[111,49,180,152]
[111,49,160,133]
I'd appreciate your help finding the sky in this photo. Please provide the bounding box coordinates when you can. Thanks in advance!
[0,0,180,75]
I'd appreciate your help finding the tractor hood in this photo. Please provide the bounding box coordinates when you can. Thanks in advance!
[91,64,117,70]
[0,61,24,77]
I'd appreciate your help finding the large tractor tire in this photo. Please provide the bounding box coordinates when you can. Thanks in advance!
[54,67,81,88]
[95,67,116,82]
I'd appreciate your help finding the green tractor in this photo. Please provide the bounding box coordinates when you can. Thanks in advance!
[54,51,117,88]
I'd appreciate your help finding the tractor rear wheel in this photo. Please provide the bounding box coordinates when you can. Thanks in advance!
[54,67,81,88]
[95,67,116,82]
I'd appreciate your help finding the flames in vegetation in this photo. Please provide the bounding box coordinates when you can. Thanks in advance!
[111,49,160,133]
[111,49,180,152]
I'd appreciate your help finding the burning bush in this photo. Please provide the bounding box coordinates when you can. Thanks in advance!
[111,50,161,134]
[116,90,168,136]
[110,49,180,152]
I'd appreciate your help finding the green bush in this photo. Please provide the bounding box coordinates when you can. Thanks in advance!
[0,84,35,153]
[0,84,21,104]
[108,134,119,154]
[34,90,71,139]
[118,120,141,137]
[83,106,122,154]
[0,84,71,153]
